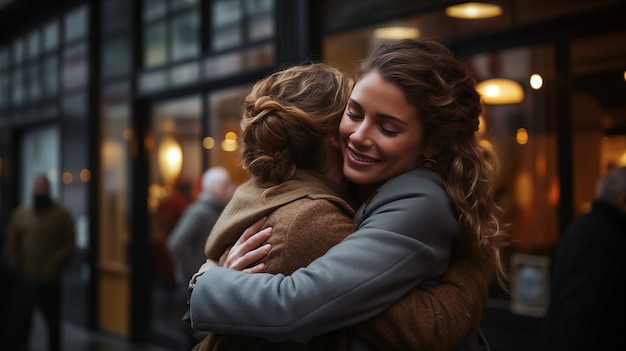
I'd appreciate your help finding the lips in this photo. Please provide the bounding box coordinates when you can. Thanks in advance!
[347,148,379,165]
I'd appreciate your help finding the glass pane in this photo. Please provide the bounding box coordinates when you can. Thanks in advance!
[102,0,131,34]
[247,12,273,41]
[64,5,88,42]
[570,30,626,212]
[139,69,167,93]
[12,68,23,105]
[28,30,39,58]
[0,73,8,108]
[143,0,166,22]
[204,43,274,79]
[99,82,131,336]
[144,21,167,67]
[0,47,8,68]
[63,42,88,90]
[27,62,40,101]
[211,0,243,51]
[43,56,59,97]
[149,95,202,348]
[170,61,200,86]
[246,0,274,41]
[43,21,59,52]
[171,11,199,62]
[207,85,249,184]
[212,0,242,27]
[467,45,558,318]
[211,25,242,51]
[172,0,198,11]
[13,37,24,64]
[102,35,131,80]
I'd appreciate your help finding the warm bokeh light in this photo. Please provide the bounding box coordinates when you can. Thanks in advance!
[530,74,543,90]
[62,171,73,184]
[202,136,215,149]
[221,139,238,152]
[374,26,420,40]
[516,128,529,145]
[476,78,525,104]
[157,135,183,185]
[80,169,91,182]
[445,2,503,19]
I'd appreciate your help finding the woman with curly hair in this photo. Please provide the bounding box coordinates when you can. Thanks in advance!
[189,39,509,351]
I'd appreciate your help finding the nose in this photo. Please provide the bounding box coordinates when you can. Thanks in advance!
[349,121,374,148]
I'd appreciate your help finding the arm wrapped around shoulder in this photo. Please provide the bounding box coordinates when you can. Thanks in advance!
[349,232,496,351]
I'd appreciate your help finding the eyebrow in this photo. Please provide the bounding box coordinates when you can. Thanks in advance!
[348,98,409,127]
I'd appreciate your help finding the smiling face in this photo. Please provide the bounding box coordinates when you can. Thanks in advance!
[339,71,425,186]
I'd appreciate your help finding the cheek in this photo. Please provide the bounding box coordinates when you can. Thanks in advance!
[338,119,351,141]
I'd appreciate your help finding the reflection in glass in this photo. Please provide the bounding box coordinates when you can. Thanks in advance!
[43,21,59,52]
[27,63,40,101]
[145,21,167,67]
[171,11,199,61]
[28,30,39,58]
[43,56,58,97]
[102,36,131,80]
[99,82,131,336]
[143,0,167,22]
[211,0,243,51]
[64,5,87,43]
[63,42,87,90]
[149,95,202,348]
[207,85,250,184]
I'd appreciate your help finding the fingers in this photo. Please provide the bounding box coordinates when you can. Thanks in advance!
[243,262,267,274]
[226,243,272,271]
[218,246,232,266]
[237,217,268,245]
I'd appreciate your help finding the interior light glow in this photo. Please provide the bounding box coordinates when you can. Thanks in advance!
[374,26,420,40]
[476,78,525,104]
[445,2,503,19]
[530,74,543,90]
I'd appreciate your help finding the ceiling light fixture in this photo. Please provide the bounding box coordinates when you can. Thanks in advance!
[445,2,503,19]
[476,78,524,104]
[373,26,420,40]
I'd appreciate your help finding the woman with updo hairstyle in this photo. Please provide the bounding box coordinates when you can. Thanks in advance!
[190,40,510,351]
[240,63,352,186]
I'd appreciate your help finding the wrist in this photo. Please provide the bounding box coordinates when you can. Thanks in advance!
[186,270,206,305]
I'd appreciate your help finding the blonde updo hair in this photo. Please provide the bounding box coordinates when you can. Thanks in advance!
[240,63,353,184]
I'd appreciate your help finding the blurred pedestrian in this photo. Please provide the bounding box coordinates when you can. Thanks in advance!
[167,167,234,350]
[167,167,235,290]
[6,174,76,351]
[542,166,626,351]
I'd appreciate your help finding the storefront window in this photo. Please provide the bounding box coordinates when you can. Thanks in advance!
[149,95,202,347]
[142,0,200,68]
[206,85,250,184]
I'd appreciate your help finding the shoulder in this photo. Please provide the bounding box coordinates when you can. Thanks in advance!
[382,168,444,195]
[362,169,449,214]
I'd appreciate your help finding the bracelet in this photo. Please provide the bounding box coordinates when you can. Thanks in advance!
[187,270,205,305]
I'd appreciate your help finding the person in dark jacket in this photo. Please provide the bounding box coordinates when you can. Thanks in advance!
[7,174,76,351]
[542,166,626,351]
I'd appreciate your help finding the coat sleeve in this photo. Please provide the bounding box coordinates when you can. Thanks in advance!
[189,174,457,343]
[350,232,495,351]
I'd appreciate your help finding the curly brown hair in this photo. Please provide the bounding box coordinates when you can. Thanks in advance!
[358,39,510,289]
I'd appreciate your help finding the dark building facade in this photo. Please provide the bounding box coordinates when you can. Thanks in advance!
[1,0,625,350]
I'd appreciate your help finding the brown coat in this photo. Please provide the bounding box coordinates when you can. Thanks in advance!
[199,170,356,351]
[197,169,495,351]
